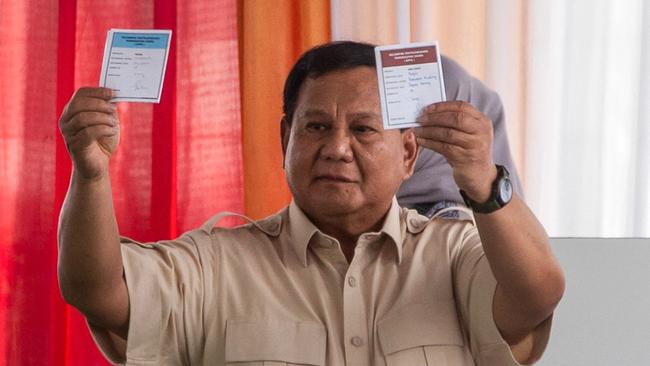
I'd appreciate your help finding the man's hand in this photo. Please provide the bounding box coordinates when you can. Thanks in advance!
[59,87,119,180]
[414,101,496,202]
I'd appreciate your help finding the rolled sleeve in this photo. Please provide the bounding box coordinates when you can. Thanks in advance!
[452,227,550,365]
[88,232,206,365]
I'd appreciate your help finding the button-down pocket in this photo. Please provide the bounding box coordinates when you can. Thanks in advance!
[378,302,471,366]
[225,318,326,366]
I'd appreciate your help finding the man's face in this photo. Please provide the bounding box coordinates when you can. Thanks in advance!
[282,66,418,221]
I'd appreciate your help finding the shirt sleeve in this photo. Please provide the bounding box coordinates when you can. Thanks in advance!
[88,231,207,365]
[451,226,552,365]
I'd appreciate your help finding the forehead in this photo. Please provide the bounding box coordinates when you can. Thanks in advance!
[295,67,379,113]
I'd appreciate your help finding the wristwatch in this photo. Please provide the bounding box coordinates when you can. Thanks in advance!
[459,165,513,214]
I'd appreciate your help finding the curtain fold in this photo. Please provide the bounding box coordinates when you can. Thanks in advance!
[239,0,330,219]
[331,0,528,202]
[410,0,487,79]
[55,0,77,364]
[526,0,649,236]
[176,0,244,232]
[1,0,242,364]
[0,0,65,364]
[484,0,527,180]
[152,0,178,240]
[635,1,650,236]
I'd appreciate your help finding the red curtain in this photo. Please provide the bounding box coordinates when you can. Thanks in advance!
[0,0,243,364]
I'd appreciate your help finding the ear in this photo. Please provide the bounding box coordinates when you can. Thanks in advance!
[280,117,290,169]
[401,128,419,179]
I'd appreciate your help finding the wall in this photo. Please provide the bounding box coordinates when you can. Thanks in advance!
[538,238,650,365]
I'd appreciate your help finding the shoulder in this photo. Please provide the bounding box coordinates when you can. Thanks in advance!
[440,55,474,87]
[203,209,284,240]
[118,209,287,261]
[441,54,502,114]
[400,206,477,245]
[192,208,287,255]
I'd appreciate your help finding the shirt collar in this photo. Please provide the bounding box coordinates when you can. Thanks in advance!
[287,197,404,267]
[382,197,404,263]
[287,200,320,267]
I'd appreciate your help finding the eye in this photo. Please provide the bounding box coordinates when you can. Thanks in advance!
[306,122,328,132]
[352,124,377,134]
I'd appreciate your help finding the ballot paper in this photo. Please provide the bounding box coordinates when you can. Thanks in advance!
[99,29,172,103]
[375,42,446,129]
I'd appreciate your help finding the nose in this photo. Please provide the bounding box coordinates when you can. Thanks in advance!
[319,128,353,163]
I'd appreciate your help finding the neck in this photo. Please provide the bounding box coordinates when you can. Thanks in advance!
[305,200,392,254]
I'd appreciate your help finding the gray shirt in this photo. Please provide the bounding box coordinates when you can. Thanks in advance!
[397,55,523,208]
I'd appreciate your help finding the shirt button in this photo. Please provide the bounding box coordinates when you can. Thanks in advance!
[347,276,357,287]
[351,336,364,347]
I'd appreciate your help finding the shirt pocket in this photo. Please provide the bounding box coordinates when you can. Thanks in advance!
[377,302,470,366]
[225,318,327,366]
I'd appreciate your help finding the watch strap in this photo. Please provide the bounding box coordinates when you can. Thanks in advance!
[459,165,511,214]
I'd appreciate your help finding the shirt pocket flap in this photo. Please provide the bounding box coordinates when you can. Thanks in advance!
[225,318,326,365]
[377,302,465,355]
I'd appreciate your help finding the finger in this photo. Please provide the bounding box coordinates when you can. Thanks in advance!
[425,101,484,118]
[62,98,117,124]
[416,137,467,164]
[62,112,118,136]
[417,110,484,133]
[60,87,116,123]
[74,87,115,101]
[420,101,488,130]
[414,126,475,149]
[67,125,118,149]
[416,137,487,167]
[84,124,119,140]
[417,134,491,166]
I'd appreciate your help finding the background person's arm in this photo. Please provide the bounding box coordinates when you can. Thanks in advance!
[57,87,129,342]
[414,101,565,363]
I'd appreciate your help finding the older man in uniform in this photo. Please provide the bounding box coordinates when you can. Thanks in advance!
[58,41,564,365]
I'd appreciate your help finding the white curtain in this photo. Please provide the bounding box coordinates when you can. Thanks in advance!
[526,0,650,237]
[331,0,650,237]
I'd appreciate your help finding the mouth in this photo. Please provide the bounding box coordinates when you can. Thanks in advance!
[314,174,357,183]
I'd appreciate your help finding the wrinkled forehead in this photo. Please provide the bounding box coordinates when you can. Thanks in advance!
[294,67,380,119]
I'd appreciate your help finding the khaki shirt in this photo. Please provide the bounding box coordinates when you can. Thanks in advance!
[90,198,550,365]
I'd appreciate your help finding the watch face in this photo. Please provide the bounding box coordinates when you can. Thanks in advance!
[498,178,513,204]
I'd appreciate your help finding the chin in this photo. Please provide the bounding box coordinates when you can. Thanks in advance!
[303,195,363,216]
[319,201,360,214]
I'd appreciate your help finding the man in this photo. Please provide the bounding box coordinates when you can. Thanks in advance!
[58,41,564,365]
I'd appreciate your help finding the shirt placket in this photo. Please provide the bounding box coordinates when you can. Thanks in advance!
[342,233,378,366]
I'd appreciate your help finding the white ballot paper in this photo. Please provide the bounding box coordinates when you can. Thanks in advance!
[375,42,446,129]
[99,29,172,103]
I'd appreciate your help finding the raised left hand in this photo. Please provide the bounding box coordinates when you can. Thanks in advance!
[414,101,497,202]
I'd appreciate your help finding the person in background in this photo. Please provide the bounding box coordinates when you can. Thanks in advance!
[398,55,523,218]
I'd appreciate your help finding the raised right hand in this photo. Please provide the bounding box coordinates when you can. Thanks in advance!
[59,87,120,180]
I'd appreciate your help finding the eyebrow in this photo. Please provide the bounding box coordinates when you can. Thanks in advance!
[348,112,379,120]
[298,109,380,120]
[299,109,330,119]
